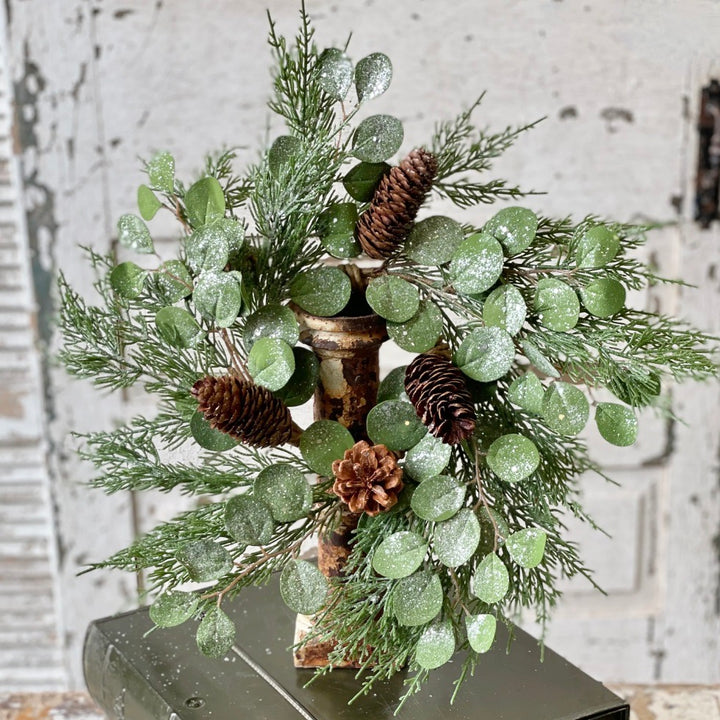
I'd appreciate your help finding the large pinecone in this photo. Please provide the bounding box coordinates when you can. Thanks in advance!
[331,441,404,517]
[192,375,294,447]
[355,148,438,259]
[405,353,476,445]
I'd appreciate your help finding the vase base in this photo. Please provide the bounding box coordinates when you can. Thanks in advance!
[293,613,363,669]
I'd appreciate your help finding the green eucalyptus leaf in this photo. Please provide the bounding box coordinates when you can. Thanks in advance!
[268,135,303,176]
[404,434,452,482]
[352,114,404,163]
[185,176,226,228]
[243,304,300,350]
[299,420,354,477]
[415,618,455,670]
[450,232,504,294]
[506,527,547,568]
[534,278,580,331]
[366,400,426,451]
[471,552,509,604]
[406,216,464,266]
[433,508,481,568]
[224,494,275,546]
[484,207,538,256]
[147,151,175,192]
[186,223,230,274]
[575,225,620,268]
[541,382,590,436]
[193,270,242,327]
[273,348,319,407]
[154,260,193,303]
[176,539,233,582]
[150,591,199,628]
[410,474,465,521]
[343,161,390,202]
[377,365,408,403]
[155,307,204,349]
[366,275,420,322]
[465,613,496,654]
[317,203,360,258]
[595,402,638,446]
[507,373,545,415]
[117,214,154,254]
[355,52,392,102]
[253,464,312,523]
[137,184,162,221]
[280,559,328,614]
[289,267,351,317]
[520,338,560,378]
[392,571,443,627]
[387,300,443,352]
[316,48,354,100]
[190,410,237,452]
[455,327,515,382]
[247,337,295,392]
[581,278,626,318]
[486,434,540,483]
[110,261,147,299]
[483,284,527,336]
[196,607,235,658]
[372,531,428,579]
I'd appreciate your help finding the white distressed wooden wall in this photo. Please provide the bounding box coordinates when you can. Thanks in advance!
[2,0,719,691]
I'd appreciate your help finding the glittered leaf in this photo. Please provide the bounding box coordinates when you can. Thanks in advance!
[185,176,225,228]
[154,260,193,303]
[247,337,295,392]
[273,348,319,407]
[486,434,540,483]
[176,539,233,582]
[289,267,351,317]
[450,233,504,294]
[581,278,626,318]
[317,203,360,258]
[316,48,353,100]
[147,151,175,192]
[366,275,420,322]
[196,607,235,658]
[372,531,428,579]
[155,307,204,349]
[471,552,509,604]
[193,270,243,327]
[411,474,464,521]
[253,464,312,522]
[508,373,545,415]
[506,528,547,568]
[150,591,199,628]
[575,225,620,268]
[534,278,580,331]
[455,327,515,382]
[433,508,480,567]
[224,494,275,546]
[483,284,527,336]
[465,613,496,654]
[354,52,392,102]
[406,216,464,266]
[415,618,455,670]
[190,410,237,452]
[366,400,427,451]
[268,135,303,176]
[299,420,355,477]
[484,207,538,256]
[377,366,408,403]
[243,304,300,350]
[280,559,328,614]
[186,224,230,274]
[542,382,590,436]
[595,402,638,446]
[137,184,162,221]
[392,571,443,627]
[343,161,390,202]
[352,114,404,163]
[110,261,147,299]
[387,300,443,352]
[404,434,452,482]
[117,214,154,254]
[520,338,560,378]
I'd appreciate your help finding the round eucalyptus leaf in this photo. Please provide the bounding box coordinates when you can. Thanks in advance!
[392,571,443,627]
[541,382,590,436]
[299,420,355,477]
[575,225,620,268]
[520,338,560,378]
[352,114,404,163]
[411,474,465,521]
[316,47,353,100]
[366,400,427,451]
[483,284,527,336]
[433,508,481,568]
[117,214,154,254]
[273,348,319,407]
[534,278,580,331]
[243,304,300,350]
[268,135,303,175]
[595,402,638,446]
[247,337,295,392]
[343,161,390,202]
[415,618,455,670]
[506,528,547,569]
[150,591,199,628]
[406,216,464,266]
[317,203,360,258]
[155,260,193,303]
[190,410,237,452]
[486,434,540,483]
[404,434,452,482]
[466,613,496,654]
[289,267,351,317]
[471,552,509,604]
[147,151,175,192]
[372,531,428,579]
[253,464,312,522]
[455,327,515,382]
[186,223,230,274]
[155,307,204,349]
[280,559,328,615]
[581,278,626,318]
[377,365,408,403]
[137,184,162,221]
[193,270,243,327]
[366,275,420,322]
[196,607,236,658]
[185,176,226,228]
[507,373,545,415]
[176,540,233,583]
[110,261,147,299]
[387,300,443,352]
[224,494,275,546]
[354,52,392,102]
[450,233,504,294]
[484,207,538,256]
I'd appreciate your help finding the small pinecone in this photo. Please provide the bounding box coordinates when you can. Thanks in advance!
[331,441,404,517]
[355,148,438,259]
[405,353,476,445]
[192,375,293,447]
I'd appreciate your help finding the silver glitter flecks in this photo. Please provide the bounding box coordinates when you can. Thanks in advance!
[355,52,392,102]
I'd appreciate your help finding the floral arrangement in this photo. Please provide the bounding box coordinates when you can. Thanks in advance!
[59,4,717,709]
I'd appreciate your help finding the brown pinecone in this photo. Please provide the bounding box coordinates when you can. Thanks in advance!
[355,148,438,259]
[405,353,476,445]
[191,375,294,447]
[331,441,404,517]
